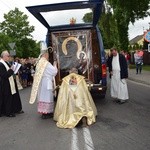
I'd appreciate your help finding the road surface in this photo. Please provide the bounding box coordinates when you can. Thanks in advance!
[0,80,150,150]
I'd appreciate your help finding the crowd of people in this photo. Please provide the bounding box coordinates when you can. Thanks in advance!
[106,49,144,74]
[13,57,37,88]
[0,47,143,128]
[0,49,97,128]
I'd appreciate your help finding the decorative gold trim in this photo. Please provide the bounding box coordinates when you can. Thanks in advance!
[29,57,48,104]
[62,37,82,56]
[76,50,87,60]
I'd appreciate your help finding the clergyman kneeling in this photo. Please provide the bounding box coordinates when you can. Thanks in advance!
[54,68,97,128]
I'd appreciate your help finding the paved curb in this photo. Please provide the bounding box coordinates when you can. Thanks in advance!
[128,77,150,86]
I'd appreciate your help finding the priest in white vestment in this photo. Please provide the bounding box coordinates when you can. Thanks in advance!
[108,48,129,104]
[29,48,58,119]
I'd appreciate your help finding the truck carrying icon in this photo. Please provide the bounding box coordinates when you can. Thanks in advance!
[26,0,107,98]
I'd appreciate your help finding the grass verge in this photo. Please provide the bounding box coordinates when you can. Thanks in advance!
[129,64,150,71]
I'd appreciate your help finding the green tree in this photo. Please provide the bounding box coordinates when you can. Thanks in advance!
[0,8,41,58]
[0,8,34,41]
[83,0,149,50]
[0,32,12,54]
[128,45,132,51]
[107,0,150,50]
[98,11,119,48]
[134,43,140,49]
[83,6,118,49]
[83,12,93,23]
[16,38,40,58]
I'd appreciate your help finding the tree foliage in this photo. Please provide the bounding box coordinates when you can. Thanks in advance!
[98,11,119,48]
[0,32,11,53]
[16,38,40,58]
[108,0,150,23]
[83,6,118,49]
[0,8,40,58]
[83,0,150,51]
[0,8,34,41]
[107,0,150,50]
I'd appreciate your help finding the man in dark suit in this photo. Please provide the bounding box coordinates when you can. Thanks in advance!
[0,51,23,117]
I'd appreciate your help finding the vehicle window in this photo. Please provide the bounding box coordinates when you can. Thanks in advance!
[41,8,92,26]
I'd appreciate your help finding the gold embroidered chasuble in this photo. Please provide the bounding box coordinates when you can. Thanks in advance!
[29,57,48,104]
[54,73,97,128]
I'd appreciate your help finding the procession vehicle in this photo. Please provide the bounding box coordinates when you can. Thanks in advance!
[26,0,107,98]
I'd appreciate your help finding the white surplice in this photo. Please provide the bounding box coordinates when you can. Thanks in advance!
[111,53,129,100]
[37,62,57,114]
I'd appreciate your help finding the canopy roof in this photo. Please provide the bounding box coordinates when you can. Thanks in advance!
[26,0,104,31]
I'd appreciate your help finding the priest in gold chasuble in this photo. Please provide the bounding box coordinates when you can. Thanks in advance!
[54,68,97,128]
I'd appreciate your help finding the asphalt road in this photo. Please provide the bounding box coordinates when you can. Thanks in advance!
[0,80,150,150]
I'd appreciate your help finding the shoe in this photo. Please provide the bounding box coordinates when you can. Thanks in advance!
[76,120,83,128]
[82,117,87,127]
[119,100,126,104]
[48,113,53,118]
[112,99,120,103]
[41,114,48,119]
[116,100,120,103]
[16,110,24,114]
[7,114,16,117]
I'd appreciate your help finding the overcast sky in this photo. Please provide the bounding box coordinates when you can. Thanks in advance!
[0,0,150,42]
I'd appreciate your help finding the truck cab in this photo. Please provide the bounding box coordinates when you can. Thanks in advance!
[26,0,107,98]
